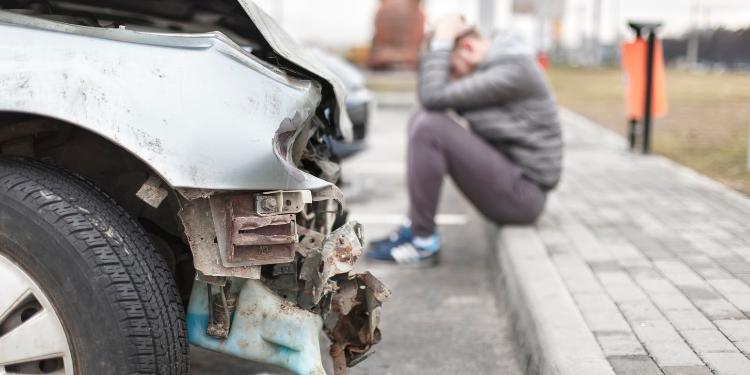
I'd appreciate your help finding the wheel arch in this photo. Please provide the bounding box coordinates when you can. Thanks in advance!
[0,110,193,297]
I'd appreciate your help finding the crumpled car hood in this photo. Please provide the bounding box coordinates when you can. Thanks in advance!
[239,1,354,142]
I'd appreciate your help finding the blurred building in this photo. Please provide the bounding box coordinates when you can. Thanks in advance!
[368,0,425,70]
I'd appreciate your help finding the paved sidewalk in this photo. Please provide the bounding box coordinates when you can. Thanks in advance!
[499,109,750,375]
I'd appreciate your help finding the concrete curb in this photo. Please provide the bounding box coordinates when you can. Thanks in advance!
[493,225,615,375]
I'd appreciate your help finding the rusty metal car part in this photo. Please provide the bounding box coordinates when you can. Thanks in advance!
[295,222,391,374]
[262,262,300,305]
[177,196,261,279]
[327,272,391,373]
[206,281,238,339]
[255,190,312,216]
[178,186,349,276]
[296,225,325,257]
[299,222,365,308]
[227,196,298,265]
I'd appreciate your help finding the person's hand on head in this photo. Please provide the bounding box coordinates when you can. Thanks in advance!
[434,14,469,42]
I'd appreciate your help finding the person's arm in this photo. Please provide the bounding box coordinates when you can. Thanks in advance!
[418,49,528,112]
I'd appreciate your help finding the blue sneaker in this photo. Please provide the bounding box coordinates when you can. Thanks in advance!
[367,225,413,251]
[367,232,441,267]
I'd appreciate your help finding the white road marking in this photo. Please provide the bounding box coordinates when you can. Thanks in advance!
[343,161,405,175]
[350,213,469,226]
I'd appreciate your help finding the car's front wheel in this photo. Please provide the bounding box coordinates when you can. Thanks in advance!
[0,157,188,374]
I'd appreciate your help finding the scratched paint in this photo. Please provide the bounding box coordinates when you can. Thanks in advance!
[0,11,337,192]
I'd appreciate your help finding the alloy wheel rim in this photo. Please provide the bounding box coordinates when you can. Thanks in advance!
[0,253,74,375]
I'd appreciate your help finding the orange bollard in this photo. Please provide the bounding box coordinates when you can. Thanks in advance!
[622,23,668,153]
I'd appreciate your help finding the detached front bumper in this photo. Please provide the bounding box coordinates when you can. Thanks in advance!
[180,191,389,375]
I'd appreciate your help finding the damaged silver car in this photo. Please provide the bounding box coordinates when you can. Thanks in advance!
[0,1,389,374]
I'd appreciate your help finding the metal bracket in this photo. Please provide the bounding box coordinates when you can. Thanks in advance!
[255,190,312,216]
[136,174,169,208]
[226,196,298,266]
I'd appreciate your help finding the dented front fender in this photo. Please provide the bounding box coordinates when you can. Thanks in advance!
[0,11,331,192]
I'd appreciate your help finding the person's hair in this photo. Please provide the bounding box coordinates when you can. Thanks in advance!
[453,28,482,50]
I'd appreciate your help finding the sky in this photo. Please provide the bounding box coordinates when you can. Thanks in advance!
[556,0,750,46]
[253,0,750,50]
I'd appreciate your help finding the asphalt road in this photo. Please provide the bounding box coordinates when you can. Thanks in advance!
[190,93,523,375]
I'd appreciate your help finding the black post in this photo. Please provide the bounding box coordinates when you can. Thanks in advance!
[642,30,657,154]
[628,118,638,150]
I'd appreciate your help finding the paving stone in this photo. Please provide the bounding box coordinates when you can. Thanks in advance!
[714,320,750,341]
[692,298,746,320]
[663,309,715,331]
[661,365,714,375]
[692,264,734,281]
[635,277,680,295]
[681,329,737,354]
[538,227,570,246]
[650,292,695,311]
[597,333,646,357]
[639,247,675,260]
[701,352,750,374]
[561,221,614,263]
[719,293,750,316]
[553,254,605,293]
[680,285,721,300]
[604,284,650,303]
[623,265,661,278]
[590,260,622,272]
[573,292,620,311]
[631,321,683,343]
[546,243,575,256]
[597,271,633,286]
[607,355,661,375]
[642,340,704,367]
[618,300,664,322]
[709,279,750,294]
[735,341,750,356]
[719,259,750,276]
[580,308,632,333]
[654,260,706,287]
[609,243,652,268]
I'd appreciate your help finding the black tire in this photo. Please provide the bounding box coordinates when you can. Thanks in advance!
[0,157,188,374]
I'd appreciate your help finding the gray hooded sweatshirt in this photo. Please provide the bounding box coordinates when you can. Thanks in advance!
[418,33,562,190]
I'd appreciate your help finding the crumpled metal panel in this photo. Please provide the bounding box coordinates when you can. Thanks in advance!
[0,11,335,192]
[238,1,354,142]
[327,272,390,372]
[300,222,365,307]
[298,222,391,374]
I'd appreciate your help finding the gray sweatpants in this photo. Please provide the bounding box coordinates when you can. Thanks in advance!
[408,110,547,236]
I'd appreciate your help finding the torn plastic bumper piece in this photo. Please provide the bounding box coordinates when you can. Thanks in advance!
[187,279,326,375]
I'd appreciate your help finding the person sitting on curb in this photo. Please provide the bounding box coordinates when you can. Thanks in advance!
[366,15,563,266]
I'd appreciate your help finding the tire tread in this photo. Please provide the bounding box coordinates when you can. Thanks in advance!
[0,156,188,374]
